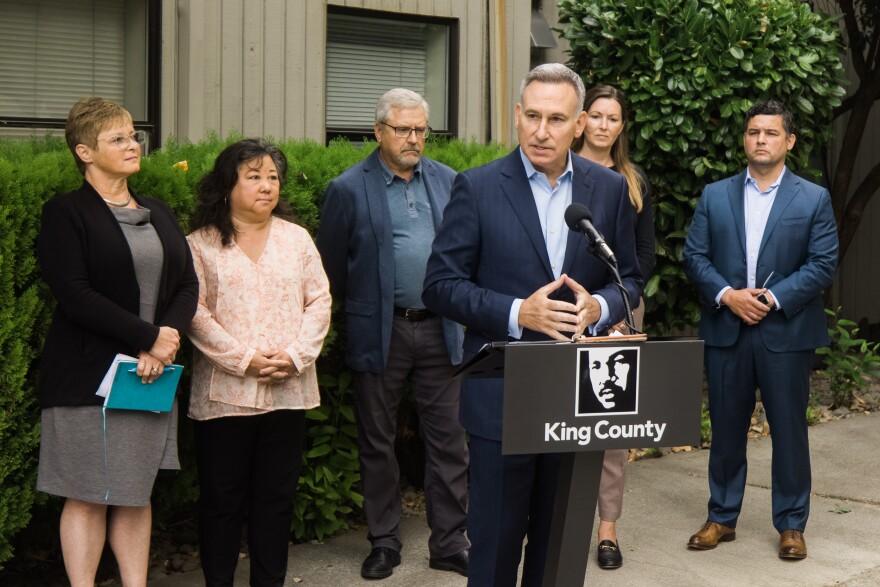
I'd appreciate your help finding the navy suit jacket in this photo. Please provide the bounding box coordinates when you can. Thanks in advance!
[316,149,464,373]
[682,169,838,351]
[423,148,643,440]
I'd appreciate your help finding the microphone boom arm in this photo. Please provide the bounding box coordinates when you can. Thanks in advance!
[588,245,641,335]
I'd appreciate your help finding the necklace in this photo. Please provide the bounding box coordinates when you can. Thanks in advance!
[102,193,132,208]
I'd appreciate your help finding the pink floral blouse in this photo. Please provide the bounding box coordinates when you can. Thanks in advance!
[186,217,331,420]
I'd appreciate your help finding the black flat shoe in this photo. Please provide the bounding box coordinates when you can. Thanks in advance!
[597,539,623,569]
[361,546,401,580]
[429,548,468,577]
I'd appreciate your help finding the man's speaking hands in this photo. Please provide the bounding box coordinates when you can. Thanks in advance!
[721,288,772,325]
[518,274,598,341]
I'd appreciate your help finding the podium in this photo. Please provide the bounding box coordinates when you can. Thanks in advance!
[459,337,704,587]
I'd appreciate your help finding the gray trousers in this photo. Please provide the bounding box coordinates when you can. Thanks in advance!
[597,299,645,522]
[352,315,469,558]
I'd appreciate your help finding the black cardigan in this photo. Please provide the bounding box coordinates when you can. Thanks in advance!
[37,180,198,408]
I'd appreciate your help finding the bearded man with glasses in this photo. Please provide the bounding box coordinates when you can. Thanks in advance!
[316,88,469,580]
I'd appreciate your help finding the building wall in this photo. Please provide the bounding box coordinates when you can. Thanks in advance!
[163,0,531,146]
[160,0,878,325]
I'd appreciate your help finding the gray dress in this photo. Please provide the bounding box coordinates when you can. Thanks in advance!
[37,206,180,506]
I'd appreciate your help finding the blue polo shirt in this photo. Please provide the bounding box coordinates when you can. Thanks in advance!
[378,156,436,309]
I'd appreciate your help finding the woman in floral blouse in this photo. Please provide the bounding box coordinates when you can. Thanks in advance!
[186,139,331,587]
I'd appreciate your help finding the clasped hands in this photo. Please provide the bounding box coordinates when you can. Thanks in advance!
[136,326,180,383]
[246,349,297,384]
[518,274,599,341]
[721,287,776,326]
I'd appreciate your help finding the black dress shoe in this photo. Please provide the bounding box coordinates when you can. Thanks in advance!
[361,547,401,580]
[597,539,623,569]
[429,548,468,577]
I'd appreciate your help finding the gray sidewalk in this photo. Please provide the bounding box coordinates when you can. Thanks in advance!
[153,412,880,587]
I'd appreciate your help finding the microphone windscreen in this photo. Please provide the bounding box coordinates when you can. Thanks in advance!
[564,202,593,231]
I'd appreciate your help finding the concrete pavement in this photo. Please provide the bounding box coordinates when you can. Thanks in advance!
[153,412,880,586]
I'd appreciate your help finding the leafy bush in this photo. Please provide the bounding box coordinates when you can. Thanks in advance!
[816,307,880,408]
[294,369,362,541]
[0,149,82,568]
[559,0,846,332]
[0,134,509,567]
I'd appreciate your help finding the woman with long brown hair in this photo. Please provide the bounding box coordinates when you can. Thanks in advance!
[572,84,656,570]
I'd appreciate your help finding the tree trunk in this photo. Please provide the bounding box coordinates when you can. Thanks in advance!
[830,86,873,226]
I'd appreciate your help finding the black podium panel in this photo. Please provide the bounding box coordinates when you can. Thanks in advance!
[458,337,705,587]
[501,339,703,454]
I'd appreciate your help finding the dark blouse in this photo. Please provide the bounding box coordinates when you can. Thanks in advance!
[37,180,198,408]
[612,165,656,282]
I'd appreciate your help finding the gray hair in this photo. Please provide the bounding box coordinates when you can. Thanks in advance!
[375,88,430,123]
[519,63,586,111]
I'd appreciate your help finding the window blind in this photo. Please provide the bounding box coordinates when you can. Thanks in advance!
[326,14,428,128]
[0,0,124,119]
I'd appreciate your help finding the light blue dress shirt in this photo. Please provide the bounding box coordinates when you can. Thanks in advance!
[507,149,610,338]
[715,166,785,309]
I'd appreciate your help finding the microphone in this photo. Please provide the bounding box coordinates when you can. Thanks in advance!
[564,202,639,334]
[564,203,616,264]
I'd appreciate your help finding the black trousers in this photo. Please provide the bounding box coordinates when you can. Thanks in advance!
[194,409,306,587]
[352,315,469,557]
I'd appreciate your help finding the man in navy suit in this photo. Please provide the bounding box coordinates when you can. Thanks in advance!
[316,89,469,580]
[423,64,642,586]
[682,101,838,560]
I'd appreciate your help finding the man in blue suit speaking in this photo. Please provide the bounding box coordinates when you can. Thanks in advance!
[682,101,838,560]
[423,64,642,586]
[317,89,469,580]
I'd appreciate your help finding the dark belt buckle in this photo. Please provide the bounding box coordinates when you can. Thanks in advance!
[404,308,422,321]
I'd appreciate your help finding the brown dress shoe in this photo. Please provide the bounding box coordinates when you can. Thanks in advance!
[778,529,807,560]
[687,521,736,550]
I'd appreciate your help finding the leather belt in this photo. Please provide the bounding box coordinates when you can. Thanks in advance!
[394,307,435,321]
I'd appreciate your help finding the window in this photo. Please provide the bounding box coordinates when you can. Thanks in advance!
[0,0,160,148]
[325,9,457,142]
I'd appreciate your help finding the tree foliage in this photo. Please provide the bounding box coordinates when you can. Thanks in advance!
[559,0,847,332]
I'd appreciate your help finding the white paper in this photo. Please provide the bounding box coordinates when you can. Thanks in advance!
[96,354,138,398]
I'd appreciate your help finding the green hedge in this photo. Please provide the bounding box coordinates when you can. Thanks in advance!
[0,135,510,567]
[559,0,846,332]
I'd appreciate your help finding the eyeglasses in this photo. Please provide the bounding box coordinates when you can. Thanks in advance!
[98,130,147,150]
[381,122,431,138]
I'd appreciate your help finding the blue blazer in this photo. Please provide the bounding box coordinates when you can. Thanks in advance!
[316,149,464,373]
[423,149,643,439]
[682,169,838,351]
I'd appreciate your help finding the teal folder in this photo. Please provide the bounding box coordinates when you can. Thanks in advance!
[104,362,183,412]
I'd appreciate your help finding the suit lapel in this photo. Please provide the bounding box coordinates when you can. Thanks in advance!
[363,150,393,247]
[759,170,799,256]
[561,157,596,275]
[728,172,748,256]
[421,159,446,229]
[499,150,554,280]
